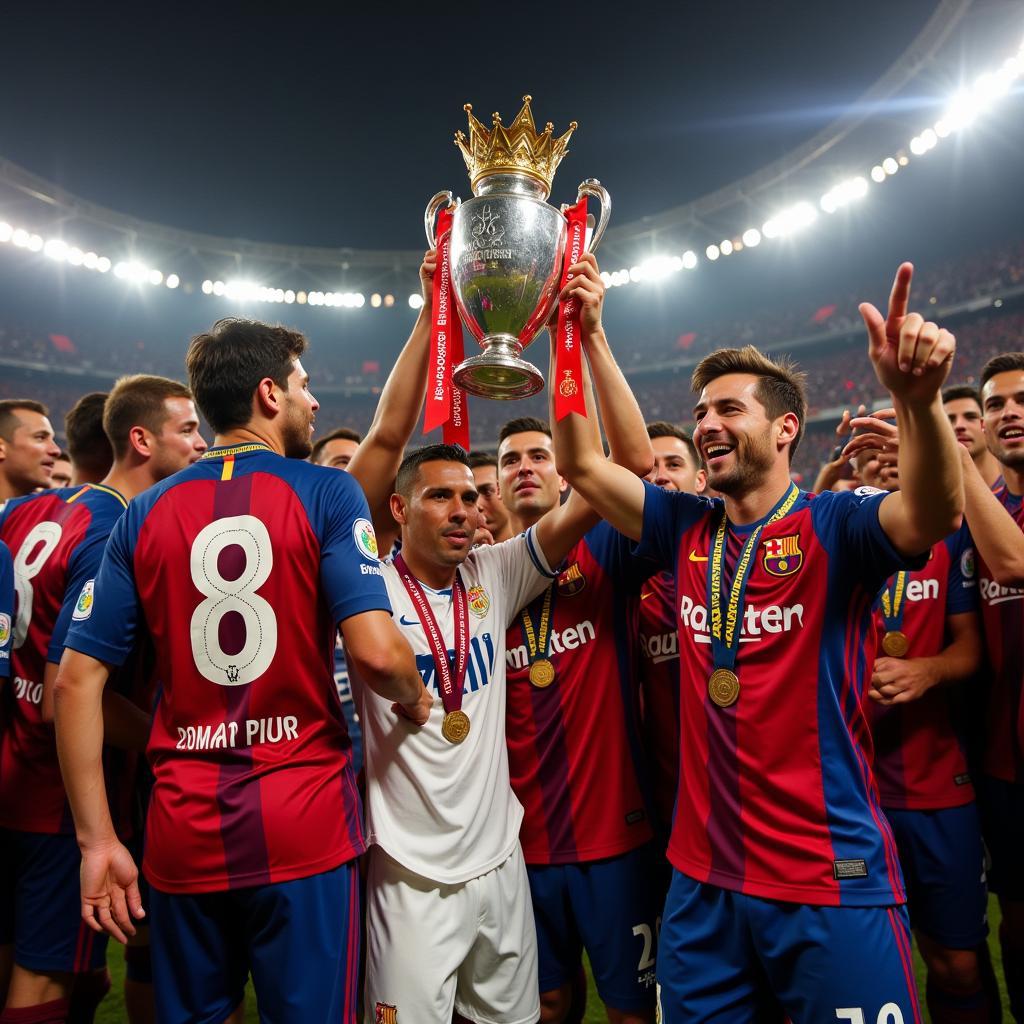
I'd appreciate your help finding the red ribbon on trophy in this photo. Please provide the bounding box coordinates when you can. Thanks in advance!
[423,206,470,449]
[553,197,588,421]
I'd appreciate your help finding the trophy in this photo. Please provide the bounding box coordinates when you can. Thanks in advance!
[423,96,611,400]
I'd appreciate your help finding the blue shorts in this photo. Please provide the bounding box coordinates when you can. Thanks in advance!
[978,775,1024,901]
[0,828,108,973]
[527,842,660,1013]
[884,803,988,947]
[149,860,360,1024]
[657,871,922,1024]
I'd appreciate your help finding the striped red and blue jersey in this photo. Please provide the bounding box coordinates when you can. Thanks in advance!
[505,520,657,864]
[64,444,390,894]
[975,485,1024,783]
[637,569,679,833]
[638,482,922,907]
[869,526,977,810]
[0,540,12,679]
[0,484,127,833]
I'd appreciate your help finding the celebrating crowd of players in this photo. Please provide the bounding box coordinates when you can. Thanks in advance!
[0,250,1021,1024]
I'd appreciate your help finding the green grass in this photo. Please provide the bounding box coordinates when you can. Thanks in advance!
[95,898,1011,1023]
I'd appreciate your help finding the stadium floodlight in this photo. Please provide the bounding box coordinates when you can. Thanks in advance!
[706,244,720,261]
[97,256,111,272]
[409,293,424,309]
[910,136,926,156]
[882,157,899,175]
[371,293,382,308]
[201,279,214,294]
[149,269,164,286]
[297,291,307,304]
[384,294,395,307]
[27,234,43,251]
[920,128,937,149]
[83,251,98,269]
[12,228,29,248]
[44,239,68,261]
[639,256,679,281]
[870,165,886,183]
[212,280,226,296]
[742,228,761,248]
[934,120,951,139]
[720,239,734,256]
[68,247,84,266]
[682,250,698,269]
[0,222,11,243]
[284,290,295,304]
[166,274,180,289]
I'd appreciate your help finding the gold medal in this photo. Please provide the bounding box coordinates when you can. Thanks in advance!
[529,658,556,688]
[882,630,909,658]
[441,709,471,744]
[708,668,740,708]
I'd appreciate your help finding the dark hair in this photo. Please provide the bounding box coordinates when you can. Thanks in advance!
[981,353,1024,391]
[55,449,69,462]
[0,399,48,442]
[468,450,498,470]
[498,417,550,445]
[941,385,982,411]
[103,376,194,459]
[646,420,700,467]
[311,427,362,464]
[396,443,471,497]
[691,345,808,461]
[65,392,113,475]
[186,318,308,433]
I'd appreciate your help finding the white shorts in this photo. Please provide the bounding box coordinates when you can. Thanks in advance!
[364,844,540,1024]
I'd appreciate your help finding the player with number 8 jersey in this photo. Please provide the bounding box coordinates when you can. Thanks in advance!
[55,320,427,1024]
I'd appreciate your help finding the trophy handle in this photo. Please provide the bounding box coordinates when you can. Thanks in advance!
[424,191,460,248]
[576,179,611,254]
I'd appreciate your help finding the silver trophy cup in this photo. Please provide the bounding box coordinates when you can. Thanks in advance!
[424,176,610,399]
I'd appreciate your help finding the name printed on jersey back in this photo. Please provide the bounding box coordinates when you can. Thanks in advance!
[505,618,596,671]
[175,715,300,751]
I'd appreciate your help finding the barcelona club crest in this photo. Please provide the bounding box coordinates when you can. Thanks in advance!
[375,1003,398,1024]
[557,561,586,597]
[762,535,803,577]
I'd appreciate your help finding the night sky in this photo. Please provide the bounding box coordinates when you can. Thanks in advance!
[0,3,981,251]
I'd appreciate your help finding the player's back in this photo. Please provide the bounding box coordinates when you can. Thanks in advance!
[69,443,390,893]
[0,484,126,833]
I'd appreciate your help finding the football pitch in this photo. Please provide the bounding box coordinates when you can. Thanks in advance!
[94,898,1010,1022]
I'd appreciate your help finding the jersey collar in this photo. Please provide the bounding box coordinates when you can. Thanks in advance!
[200,443,275,460]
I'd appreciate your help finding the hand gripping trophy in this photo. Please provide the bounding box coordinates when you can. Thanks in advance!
[424,96,611,400]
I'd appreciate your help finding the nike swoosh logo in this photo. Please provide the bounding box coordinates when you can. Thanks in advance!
[688,550,708,562]
[399,614,420,626]
[640,592,655,601]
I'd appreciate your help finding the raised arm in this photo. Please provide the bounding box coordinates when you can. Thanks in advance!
[348,250,436,537]
[960,445,1024,585]
[862,264,963,555]
[54,649,144,943]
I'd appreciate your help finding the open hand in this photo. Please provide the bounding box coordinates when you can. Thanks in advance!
[80,839,145,943]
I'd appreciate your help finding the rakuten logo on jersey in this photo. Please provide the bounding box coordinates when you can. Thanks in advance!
[979,577,1024,606]
[679,595,805,643]
[640,631,678,664]
[506,620,596,671]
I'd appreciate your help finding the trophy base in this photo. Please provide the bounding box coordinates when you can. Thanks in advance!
[453,337,545,400]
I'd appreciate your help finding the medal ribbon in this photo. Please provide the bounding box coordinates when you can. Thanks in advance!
[423,206,470,449]
[879,571,908,633]
[394,554,469,716]
[553,198,588,421]
[520,584,555,666]
[707,484,800,674]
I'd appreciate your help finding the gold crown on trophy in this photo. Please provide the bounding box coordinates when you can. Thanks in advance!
[455,95,577,196]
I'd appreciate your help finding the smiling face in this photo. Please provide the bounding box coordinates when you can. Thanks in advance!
[691,373,791,496]
[394,460,481,573]
[648,435,699,493]
[982,368,1024,470]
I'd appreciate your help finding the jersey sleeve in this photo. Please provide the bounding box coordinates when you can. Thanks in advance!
[634,481,713,571]
[944,525,978,616]
[480,526,558,628]
[47,506,120,664]
[812,487,927,595]
[584,519,660,592]
[0,540,13,678]
[63,511,141,667]
[317,472,393,625]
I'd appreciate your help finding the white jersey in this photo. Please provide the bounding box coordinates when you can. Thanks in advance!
[355,527,555,885]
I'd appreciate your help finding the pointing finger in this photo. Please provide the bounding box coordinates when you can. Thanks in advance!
[887,262,914,327]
